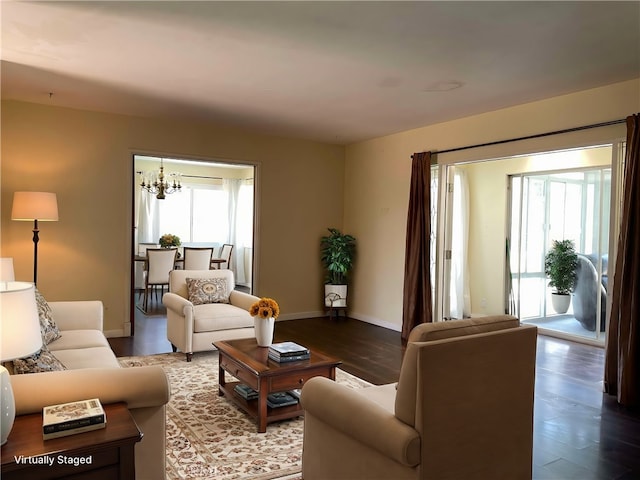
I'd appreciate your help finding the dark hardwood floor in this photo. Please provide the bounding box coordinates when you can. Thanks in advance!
[109,308,640,479]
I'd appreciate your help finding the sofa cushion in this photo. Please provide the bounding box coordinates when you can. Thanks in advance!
[193,303,254,333]
[47,330,111,351]
[12,344,67,374]
[52,347,121,369]
[186,277,230,305]
[35,288,62,345]
[396,315,521,427]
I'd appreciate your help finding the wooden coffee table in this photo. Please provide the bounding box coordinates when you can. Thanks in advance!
[214,338,342,432]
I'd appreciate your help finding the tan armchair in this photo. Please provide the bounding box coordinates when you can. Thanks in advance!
[163,269,259,361]
[300,315,538,480]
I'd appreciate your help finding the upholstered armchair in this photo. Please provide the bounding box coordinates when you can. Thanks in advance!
[300,316,538,480]
[163,269,259,361]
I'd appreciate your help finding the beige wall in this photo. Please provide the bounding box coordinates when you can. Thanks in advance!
[1,101,345,334]
[344,78,639,331]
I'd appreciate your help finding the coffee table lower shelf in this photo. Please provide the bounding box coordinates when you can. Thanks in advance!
[218,381,303,426]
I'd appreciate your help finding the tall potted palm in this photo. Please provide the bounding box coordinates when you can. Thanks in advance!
[320,228,356,308]
[544,239,578,314]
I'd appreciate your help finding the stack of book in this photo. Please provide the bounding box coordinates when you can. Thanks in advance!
[266,392,299,408]
[43,398,106,440]
[234,384,259,400]
[268,341,310,363]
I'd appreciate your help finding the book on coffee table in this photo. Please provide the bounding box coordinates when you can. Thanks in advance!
[234,384,259,400]
[43,398,106,440]
[267,392,299,408]
[268,342,310,362]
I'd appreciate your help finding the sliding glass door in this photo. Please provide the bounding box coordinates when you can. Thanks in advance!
[509,160,612,343]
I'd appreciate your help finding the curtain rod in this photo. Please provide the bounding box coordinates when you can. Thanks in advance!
[413,118,626,158]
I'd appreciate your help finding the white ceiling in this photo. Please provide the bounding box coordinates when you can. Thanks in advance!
[2,1,639,145]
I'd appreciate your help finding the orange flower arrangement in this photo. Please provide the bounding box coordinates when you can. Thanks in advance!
[249,297,280,319]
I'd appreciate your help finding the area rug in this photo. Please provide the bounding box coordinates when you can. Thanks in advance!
[119,351,371,480]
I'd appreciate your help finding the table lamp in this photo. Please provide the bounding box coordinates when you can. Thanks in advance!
[0,258,15,283]
[0,282,42,444]
[11,192,59,285]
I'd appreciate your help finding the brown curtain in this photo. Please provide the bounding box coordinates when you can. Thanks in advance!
[402,152,433,341]
[604,113,640,407]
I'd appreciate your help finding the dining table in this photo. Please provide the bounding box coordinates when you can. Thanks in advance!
[133,255,226,269]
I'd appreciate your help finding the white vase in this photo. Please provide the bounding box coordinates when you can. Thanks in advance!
[551,293,571,314]
[254,316,275,347]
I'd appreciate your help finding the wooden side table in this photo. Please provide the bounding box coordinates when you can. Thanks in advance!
[1,402,142,480]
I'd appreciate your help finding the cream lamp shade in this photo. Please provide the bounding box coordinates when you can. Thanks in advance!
[0,281,42,445]
[11,192,59,221]
[0,281,42,360]
[0,258,15,283]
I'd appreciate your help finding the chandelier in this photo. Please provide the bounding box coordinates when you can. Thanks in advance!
[139,158,182,200]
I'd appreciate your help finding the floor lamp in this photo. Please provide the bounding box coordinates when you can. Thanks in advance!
[11,192,59,285]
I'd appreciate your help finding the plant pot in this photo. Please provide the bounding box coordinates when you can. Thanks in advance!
[551,293,571,314]
[325,285,347,308]
[254,316,275,347]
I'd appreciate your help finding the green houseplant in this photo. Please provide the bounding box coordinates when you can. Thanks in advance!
[320,228,356,308]
[544,239,578,314]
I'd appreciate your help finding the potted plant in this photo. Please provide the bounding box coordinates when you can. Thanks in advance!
[320,228,356,308]
[544,239,578,314]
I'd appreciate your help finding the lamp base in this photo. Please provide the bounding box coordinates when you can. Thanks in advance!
[0,365,16,445]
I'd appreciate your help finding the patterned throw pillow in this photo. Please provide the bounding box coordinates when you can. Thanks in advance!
[186,277,230,305]
[12,343,67,374]
[35,288,62,345]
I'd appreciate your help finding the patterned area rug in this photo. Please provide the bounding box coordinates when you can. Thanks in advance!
[119,351,371,480]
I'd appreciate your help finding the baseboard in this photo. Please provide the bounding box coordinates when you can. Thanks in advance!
[277,311,325,321]
[104,328,125,338]
[348,312,402,332]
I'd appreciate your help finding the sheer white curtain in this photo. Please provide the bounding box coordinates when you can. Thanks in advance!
[136,186,159,245]
[450,170,471,319]
[223,179,246,284]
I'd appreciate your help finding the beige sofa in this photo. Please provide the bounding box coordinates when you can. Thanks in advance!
[9,300,171,480]
[163,269,259,361]
[301,315,538,480]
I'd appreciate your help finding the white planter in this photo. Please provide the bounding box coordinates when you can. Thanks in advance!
[324,285,347,308]
[254,316,275,347]
[551,293,571,314]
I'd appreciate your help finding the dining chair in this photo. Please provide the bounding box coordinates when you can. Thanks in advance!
[143,248,178,311]
[182,247,214,270]
[217,244,234,270]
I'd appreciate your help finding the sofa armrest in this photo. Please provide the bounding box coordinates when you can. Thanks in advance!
[11,366,170,415]
[163,292,192,315]
[229,290,260,311]
[301,376,420,467]
[49,301,104,331]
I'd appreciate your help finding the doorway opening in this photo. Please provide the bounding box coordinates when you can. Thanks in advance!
[130,154,257,334]
[436,143,623,346]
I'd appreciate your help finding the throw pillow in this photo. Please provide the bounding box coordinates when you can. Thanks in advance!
[35,287,62,344]
[186,277,230,305]
[12,344,67,374]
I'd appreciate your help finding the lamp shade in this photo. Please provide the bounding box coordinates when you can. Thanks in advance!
[0,282,42,361]
[0,259,15,283]
[11,192,59,221]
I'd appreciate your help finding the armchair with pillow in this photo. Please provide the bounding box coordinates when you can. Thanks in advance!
[300,315,538,480]
[163,269,259,361]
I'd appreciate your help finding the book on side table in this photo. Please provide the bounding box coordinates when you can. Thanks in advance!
[43,398,106,440]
